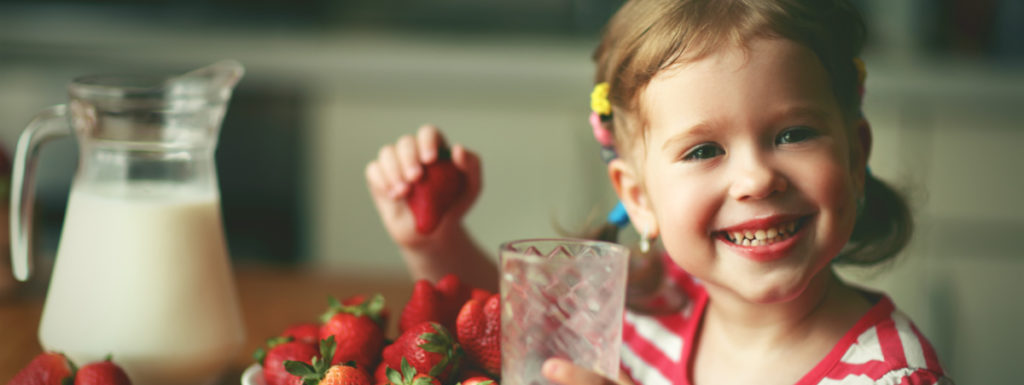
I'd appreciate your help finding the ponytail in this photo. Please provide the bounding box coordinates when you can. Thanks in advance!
[835,173,913,265]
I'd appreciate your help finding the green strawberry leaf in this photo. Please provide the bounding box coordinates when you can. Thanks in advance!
[387,366,405,385]
[318,335,337,370]
[284,360,317,377]
[252,347,267,364]
[419,341,447,353]
[401,358,417,382]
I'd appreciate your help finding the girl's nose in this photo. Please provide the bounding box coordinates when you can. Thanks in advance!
[728,158,788,201]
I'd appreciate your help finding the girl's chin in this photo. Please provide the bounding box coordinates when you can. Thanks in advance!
[719,272,819,304]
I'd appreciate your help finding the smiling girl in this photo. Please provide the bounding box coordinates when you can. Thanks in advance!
[365,1,951,384]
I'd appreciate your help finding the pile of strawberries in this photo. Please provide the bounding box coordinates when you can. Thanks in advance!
[254,274,501,385]
[7,353,132,385]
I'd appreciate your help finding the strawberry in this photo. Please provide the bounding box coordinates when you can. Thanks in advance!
[74,358,132,385]
[319,294,386,370]
[458,377,495,385]
[8,352,75,385]
[341,294,391,329]
[382,322,463,383]
[398,280,444,333]
[255,337,319,385]
[283,322,322,345]
[468,288,492,303]
[287,337,371,385]
[373,362,391,385]
[406,147,467,234]
[435,274,473,331]
[455,294,501,376]
[384,359,440,385]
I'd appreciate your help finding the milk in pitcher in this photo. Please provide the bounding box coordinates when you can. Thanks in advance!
[39,184,245,385]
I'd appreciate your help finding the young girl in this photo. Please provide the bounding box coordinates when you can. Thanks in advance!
[365,0,952,384]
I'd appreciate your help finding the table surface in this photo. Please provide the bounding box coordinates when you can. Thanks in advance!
[0,264,415,384]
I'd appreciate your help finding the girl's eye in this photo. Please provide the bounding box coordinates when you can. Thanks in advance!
[776,126,819,145]
[682,143,724,161]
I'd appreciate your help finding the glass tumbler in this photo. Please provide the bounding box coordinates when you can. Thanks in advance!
[499,238,630,385]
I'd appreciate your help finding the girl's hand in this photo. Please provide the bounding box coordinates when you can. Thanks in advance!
[542,358,635,385]
[365,124,483,249]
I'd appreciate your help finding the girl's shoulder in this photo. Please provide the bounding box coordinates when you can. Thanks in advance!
[804,291,953,385]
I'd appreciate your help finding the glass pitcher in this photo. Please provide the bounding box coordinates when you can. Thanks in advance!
[9,61,247,385]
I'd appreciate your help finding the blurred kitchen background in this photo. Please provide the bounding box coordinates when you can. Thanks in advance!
[0,0,1021,383]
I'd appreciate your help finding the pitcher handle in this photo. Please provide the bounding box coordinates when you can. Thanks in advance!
[10,105,71,281]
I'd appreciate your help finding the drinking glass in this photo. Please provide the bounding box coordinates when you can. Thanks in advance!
[499,238,630,385]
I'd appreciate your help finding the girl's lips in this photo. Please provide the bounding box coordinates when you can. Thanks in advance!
[715,215,812,262]
[716,214,807,234]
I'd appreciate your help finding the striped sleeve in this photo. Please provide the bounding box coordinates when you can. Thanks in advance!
[817,307,949,385]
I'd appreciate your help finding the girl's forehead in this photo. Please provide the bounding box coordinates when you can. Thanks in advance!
[642,38,835,116]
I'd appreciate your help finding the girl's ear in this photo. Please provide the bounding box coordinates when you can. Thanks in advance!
[608,158,659,238]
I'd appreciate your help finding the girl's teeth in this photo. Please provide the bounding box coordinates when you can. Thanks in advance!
[724,220,800,246]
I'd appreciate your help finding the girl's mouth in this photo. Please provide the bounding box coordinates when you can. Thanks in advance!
[714,215,811,262]
[720,217,804,246]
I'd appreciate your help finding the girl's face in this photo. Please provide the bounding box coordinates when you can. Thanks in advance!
[611,38,864,303]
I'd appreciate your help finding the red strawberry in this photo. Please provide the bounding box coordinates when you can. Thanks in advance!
[455,294,501,376]
[435,274,473,331]
[283,322,322,345]
[406,147,467,234]
[383,359,440,385]
[319,294,386,370]
[373,362,391,384]
[459,377,496,385]
[382,322,463,383]
[342,294,391,329]
[399,280,444,333]
[468,288,492,303]
[74,358,132,385]
[8,352,74,385]
[287,337,371,385]
[255,337,319,385]
[319,365,372,385]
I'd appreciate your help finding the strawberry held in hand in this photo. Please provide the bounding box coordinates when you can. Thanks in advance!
[8,352,74,385]
[406,147,467,235]
[455,293,501,376]
[74,357,132,385]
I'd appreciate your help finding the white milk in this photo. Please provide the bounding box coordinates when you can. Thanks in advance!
[39,187,245,385]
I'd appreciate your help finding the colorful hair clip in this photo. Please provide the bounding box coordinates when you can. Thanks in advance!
[607,201,630,228]
[590,112,614,146]
[590,82,612,116]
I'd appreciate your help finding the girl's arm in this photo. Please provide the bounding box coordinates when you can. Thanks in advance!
[365,125,498,291]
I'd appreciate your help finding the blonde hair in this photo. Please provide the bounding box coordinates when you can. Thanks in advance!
[589,0,911,298]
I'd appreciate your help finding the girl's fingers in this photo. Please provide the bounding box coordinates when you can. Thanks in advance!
[417,124,444,164]
[376,145,406,198]
[451,144,482,196]
[542,358,616,385]
[396,134,422,181]
[365,161,387,197]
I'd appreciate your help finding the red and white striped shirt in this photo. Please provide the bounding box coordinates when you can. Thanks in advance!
[620,260,952,385]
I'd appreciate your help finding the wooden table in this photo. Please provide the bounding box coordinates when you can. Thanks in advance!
[0,264,414,384]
